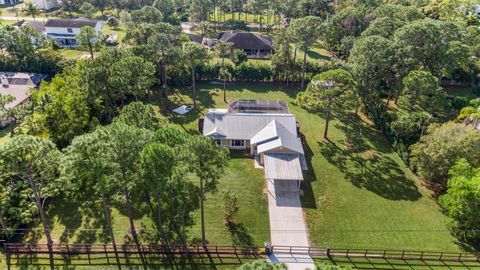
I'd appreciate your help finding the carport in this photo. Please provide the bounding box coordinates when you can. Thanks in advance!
[263,153,304,191]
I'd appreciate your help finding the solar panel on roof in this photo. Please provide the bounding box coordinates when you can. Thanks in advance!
[228,100,289,113]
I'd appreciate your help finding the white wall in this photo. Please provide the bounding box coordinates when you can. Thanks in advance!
[31,0,58,10]
[46,22,103,36]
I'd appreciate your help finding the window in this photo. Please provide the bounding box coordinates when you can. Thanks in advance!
[231,140,245,147]
[67,28,73,33]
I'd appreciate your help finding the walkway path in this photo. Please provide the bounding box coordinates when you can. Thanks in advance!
[266,179,315,270]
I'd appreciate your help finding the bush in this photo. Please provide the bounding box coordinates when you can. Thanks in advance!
[230,50,248,66]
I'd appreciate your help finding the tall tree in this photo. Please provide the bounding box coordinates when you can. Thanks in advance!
[62,130,122,268]
[147,33,175,97]
[76,26,102,59]
[271,28,293,86]
[297,69,356,139]
[0,135,63,269]
[440,159,480,248]
[182,41,209,108]
[348,35,395,103]
[185,136,229,245]
[79,2,98,19]
[401,70,447,114]
[113,101,162,130]
[288,16,322,89]
[214,40,233,102]
[410,122,480,189]
[140,143,176,243]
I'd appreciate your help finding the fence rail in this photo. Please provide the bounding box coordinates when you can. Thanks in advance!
[2,242,480,265]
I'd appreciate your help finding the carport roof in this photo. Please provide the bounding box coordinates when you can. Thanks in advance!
[264,153,304,181]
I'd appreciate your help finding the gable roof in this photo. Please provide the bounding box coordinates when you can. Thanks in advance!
[45,19,97,28]
[251,120,297,145]
[203,110,297,140]
[256,136,304,154]
[219,31,274,51]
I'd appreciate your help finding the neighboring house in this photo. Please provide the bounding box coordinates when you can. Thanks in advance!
[45,18,102,48]
[201,100,307,189]
[12,20,46,44]
[0,0,19,6]
[30,0,59,10]
[219,31,274,59]
[0,72,47,110]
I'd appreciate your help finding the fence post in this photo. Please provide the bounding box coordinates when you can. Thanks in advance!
[326,247,331,260]
[401,251,405,260]
[420,251,423,260]
[458,253,462,261]
[440,252,443,261]
[383,250,386,259]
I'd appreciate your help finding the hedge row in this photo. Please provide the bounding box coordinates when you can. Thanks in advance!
[168,60,348,85]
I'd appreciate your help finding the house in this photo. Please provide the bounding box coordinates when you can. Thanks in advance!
[201,100,307,189]
[0,72,47,127]
[219,31,274,59]
[0,0,19,6]
[30,0,58,10]
[12,20,46,44]
[45,18,102,48]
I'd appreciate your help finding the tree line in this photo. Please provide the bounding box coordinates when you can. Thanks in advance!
[0,101,229,268]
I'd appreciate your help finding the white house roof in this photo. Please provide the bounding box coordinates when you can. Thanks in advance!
[251,120,298,145]
[203,110,297,140]
[264,153,304,181]
[257,136,304,154]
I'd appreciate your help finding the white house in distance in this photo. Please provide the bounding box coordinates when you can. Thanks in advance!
[0,0,19,5]
[45,18,102,48]
[201,100,307,189]
[30,0,59,10]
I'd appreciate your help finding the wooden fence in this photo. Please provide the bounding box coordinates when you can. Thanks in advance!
[2,242,480,265]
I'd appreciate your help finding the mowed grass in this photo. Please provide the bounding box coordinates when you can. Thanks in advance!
[187,82,458,251]
[1,82,462,269]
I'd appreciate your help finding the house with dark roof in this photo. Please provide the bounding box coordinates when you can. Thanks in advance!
[45,18,102,48]
[219,31,274,58]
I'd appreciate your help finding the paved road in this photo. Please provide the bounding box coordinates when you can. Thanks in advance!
[266,179,315,270]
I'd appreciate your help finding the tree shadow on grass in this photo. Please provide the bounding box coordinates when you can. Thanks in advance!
[227,222,255,247]
[318,113,421,201]
[299,133,318,210]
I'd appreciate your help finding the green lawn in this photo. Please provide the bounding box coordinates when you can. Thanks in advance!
[187,82,459,251]
[0,82,464,269]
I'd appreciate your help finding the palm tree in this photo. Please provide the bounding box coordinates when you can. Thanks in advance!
[458,98,480,130]
[25,2,40,21]
[214,40,233,102]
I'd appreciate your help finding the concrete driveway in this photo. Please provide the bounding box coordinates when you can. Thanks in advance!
[266,179,315,270]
